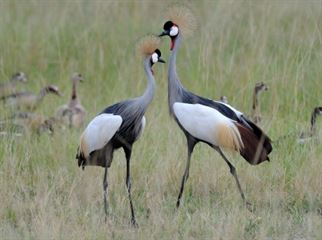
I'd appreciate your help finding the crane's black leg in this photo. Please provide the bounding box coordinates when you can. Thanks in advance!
[103,165,109,222]
[124,147,137,227]
[216,148,252,211]
[176,137,196,208]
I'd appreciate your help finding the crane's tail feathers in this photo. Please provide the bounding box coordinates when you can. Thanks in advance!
[217,122,244,152]
[240,116,273,154]
[76,144,113,169]
[76,146,86,170]
[236,123,272,165]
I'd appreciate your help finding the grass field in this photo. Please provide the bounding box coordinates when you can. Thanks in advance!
[1,1,322,239]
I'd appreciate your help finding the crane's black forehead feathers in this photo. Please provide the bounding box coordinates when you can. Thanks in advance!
[163,21,174,31]
[154,49,161,57]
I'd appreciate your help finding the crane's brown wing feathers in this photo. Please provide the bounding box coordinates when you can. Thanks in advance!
[235,123,271,165]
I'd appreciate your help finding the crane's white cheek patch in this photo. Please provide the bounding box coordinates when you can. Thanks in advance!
[151,53,158,63]
[170,26,179,37]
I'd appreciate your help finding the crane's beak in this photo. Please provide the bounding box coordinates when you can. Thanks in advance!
[159,31,168,37]
[158,58,166,63]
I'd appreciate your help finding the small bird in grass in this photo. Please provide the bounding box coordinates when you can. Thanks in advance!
[251,82,269,124]
[1,85,61,110]
[298,106,322,142]
[159,5,272,209]
[76,36,165,226]
[0,72,28,98]
[274,106,322,144]
[219,95,228,104]
[0,112,56,135]
[56,73,86,128]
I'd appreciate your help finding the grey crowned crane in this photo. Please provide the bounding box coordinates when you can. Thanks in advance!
[252,82,269,124]
[159,6,272,209]
[1,85,61,110]
[56,73,86,128]
[76,36,165,226]
[0,72,27,98]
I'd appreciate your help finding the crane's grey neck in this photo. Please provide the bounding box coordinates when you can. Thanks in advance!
[168,32,186,115]
[137,58,156,110]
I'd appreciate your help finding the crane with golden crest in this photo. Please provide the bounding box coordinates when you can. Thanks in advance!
[158,5,273,209]
[76,36,165,226]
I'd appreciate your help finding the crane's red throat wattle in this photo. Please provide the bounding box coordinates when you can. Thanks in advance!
[170,38,175,50]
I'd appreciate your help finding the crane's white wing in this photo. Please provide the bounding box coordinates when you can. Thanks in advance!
[80,114,122,157]
[173,102,242,150]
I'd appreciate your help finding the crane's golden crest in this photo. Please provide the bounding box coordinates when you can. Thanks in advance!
[136,35,160,57]
[166,5,197,36]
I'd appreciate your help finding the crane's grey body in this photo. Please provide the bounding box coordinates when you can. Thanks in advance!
[168,34,242,122]
[85,99,146,168]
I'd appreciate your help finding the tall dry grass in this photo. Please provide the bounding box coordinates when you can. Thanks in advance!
[0,1,322,239]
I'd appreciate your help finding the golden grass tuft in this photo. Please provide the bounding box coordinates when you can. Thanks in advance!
[166,4,197,37]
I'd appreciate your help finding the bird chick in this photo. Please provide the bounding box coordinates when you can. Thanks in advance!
[252,82,269,123]
[1,85,61,110]
[0,72,27,98]
[56,73,86,128]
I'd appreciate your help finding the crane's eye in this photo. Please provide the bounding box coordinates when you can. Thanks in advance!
[170,26,179,37]
[151,53,158,64]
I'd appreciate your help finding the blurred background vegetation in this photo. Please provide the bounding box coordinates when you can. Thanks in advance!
[0,1,321,239]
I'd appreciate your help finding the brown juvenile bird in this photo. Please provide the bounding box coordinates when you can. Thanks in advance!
[0,72,28,98]
[298,106,322,142]
[1,85,61,110]
[56,73,86,128]
[251,82,268,123]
